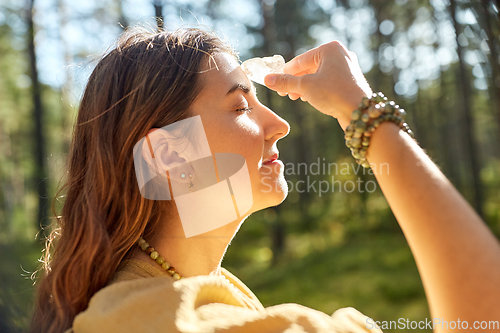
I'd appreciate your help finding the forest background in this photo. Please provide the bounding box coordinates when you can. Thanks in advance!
[0,0,499,332]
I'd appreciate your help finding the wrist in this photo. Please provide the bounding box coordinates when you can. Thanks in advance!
[344,92,415,168]
[338,117,351,132]
[340,89,372,131]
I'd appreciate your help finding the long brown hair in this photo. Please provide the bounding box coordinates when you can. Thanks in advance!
[30,26,236,333]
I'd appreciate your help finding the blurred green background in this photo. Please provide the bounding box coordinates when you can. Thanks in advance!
[1,0,499,332]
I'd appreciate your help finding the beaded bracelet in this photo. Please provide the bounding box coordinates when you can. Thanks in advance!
[344,92,415,168]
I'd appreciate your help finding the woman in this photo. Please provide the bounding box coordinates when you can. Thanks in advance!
[30,26,500,333]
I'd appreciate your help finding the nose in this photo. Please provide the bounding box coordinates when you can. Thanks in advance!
[259,103,290,142]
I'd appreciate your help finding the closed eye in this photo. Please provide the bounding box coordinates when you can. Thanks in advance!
[235,107,253,113]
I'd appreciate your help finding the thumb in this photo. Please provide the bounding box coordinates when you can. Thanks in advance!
[264,73,303,94]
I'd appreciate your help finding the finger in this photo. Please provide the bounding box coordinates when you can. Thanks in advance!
[348,51,360,64]
[331,40,351,56]
[294,68,316,77]
[277,91,288,97]
[283,46,322,75]
[264,73,303,94]
[288,93,301,101]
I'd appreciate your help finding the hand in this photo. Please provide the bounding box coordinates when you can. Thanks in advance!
[264,41,373,131]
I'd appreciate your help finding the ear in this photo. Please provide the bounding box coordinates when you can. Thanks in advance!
[142,128,186,174]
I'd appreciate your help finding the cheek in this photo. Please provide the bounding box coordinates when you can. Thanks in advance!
[236,123,264,181]
[233,118,262,158]
[218,120,264,189]
[205,117,263,160]
[200,115,264,198]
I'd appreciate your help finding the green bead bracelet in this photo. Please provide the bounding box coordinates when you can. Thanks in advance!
[345,92,415,168]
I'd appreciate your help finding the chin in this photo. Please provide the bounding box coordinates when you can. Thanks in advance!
[273,176,288,204]
[255,174,288,210]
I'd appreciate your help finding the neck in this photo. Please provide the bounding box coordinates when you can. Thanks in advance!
[133,209,249,277]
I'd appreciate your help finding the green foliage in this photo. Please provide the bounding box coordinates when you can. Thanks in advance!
[224,224,431,333]
[0,240,40,333]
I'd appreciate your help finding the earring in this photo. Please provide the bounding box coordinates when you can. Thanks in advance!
[188,174,194,191]
[180,173,194,191]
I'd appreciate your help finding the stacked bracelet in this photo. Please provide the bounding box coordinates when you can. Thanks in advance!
[345,92,415,168]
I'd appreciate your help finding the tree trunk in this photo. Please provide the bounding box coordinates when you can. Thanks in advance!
[260,0,286,266]
[437,71,461,189]
[26,0,50,239]
[495,0,500,21]
[449,0,484,218]
[57,0,74,154]
[371,1,385,93]
[278,0,317,220]
[153,0,164,31]
[481,0,500,157]
[116,0,129,30]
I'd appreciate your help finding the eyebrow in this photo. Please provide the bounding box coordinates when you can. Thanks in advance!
[227,83,256,95]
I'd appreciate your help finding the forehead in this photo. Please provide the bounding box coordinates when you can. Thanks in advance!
[206,52,240,74]
[197,52,251,93]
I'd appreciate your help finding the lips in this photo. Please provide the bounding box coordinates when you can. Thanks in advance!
[263,153,279,164]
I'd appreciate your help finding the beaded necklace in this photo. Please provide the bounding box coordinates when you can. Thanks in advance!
[137,237,246,299]
[138,237,182,280]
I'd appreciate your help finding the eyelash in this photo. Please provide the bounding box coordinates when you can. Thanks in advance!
[235,107,253,113]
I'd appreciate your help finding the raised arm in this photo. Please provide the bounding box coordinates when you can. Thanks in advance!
[265,41,500,332]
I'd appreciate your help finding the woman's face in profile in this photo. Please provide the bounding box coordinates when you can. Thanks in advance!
[189,52,290,213]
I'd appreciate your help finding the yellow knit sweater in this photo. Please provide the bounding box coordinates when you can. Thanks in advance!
[70,259,381,332]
